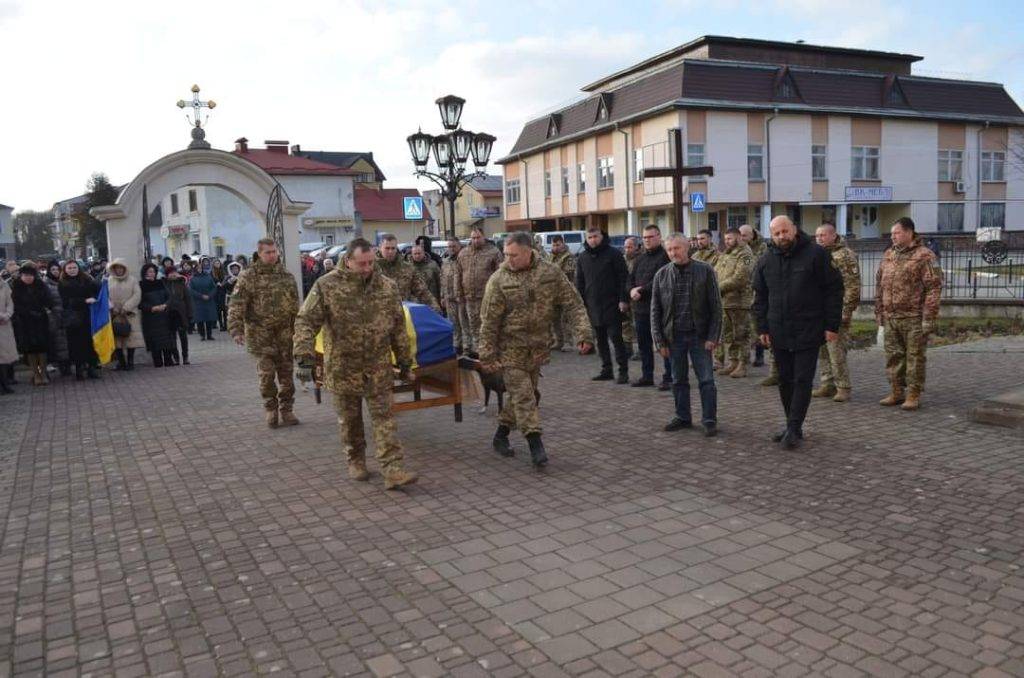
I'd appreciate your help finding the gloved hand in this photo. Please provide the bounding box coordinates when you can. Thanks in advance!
[295,356,314,383]
[397,362,414,383]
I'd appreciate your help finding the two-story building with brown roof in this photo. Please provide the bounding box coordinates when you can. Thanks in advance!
[498,36,1024,239]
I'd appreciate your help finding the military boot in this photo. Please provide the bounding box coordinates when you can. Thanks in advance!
[760,374,779,387]
[492,425,515,457]
[279,410,300,426]
[832,388,851,403]
[265,408,279,428]
[879,387,904,407]
[721,360,738,376]
[901,389,921,411]
[812,383,837,398]
[729,363,747,378]
[383,467,418,490]
[348,458,369,481]
[526,433,548,469]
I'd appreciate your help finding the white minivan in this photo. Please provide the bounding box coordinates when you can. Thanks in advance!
[537,231,587,254]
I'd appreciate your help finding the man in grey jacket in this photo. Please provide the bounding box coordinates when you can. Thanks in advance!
[651,233,723,436]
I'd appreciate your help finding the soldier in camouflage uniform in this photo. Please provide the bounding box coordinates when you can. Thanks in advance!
[440,238,468,353]
[691,229,720,267]
[293,238,418,490]
[812,223,860,402]
[621,236,638,354]
[457,226,502,355]
[875,217,942,411]
[228,238,300,428]
[479,231,594,469]
[410,245,441,304]
[713,228,756,378]
[375,234,439,311]
[742,224,775,379]
[548,235,577,351]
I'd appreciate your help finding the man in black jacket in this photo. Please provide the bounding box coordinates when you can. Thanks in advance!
[753,216,844,450]
[576,228,630,383]
[628,224,671,388]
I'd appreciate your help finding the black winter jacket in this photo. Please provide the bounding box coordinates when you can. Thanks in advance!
[575,233,629,327]
[752,230,844,351]
[627,245,670,316]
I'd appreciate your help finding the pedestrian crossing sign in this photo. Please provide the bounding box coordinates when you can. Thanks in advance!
[404,196,424,220]
[690,192,706,212]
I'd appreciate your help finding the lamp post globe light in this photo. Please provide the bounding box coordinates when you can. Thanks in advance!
[407,95,495,239]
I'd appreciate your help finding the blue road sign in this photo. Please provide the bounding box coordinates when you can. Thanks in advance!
[690,192,706,212]
[403,196,424,220]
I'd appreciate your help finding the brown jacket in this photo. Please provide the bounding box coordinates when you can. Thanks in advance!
[875,235,942,322]
[457,242,502,301]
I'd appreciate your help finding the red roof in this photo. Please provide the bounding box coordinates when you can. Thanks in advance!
[233,149,361,176]
[355,188,424,221]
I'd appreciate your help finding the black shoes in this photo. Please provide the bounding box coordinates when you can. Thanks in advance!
[631,378,655,387]
[615,372,629,385]
[658,381,672,392]
[779,430,802,450]
[703,423,718,437]
[492,425,515,457]
[592,371,613,381]
[664,417,693,432]
[526,433,548,469]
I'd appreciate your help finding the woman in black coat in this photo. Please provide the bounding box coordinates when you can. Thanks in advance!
[59,260,101,380]
[139,263,177,367]
[10,264,53,386]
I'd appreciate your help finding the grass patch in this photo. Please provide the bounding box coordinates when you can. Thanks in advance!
[848,317,1022,348]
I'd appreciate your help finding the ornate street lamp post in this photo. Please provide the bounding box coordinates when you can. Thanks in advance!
[407,95,495,239]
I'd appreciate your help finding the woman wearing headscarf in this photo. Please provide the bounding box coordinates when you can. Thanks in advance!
[163,265,193,364]
[189,256,218,340]
[42,260,71,375]
[223,260,243,304]
[212,258,228,332]
[59,260,101,380]
[106,259,145,370]
[0,270,19,393]
[139,263,177,367]
[10,263,53,386]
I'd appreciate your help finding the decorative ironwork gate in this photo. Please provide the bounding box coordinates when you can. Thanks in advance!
[266,183,285,264]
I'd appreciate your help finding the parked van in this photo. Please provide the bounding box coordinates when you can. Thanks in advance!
[536,231,587,254]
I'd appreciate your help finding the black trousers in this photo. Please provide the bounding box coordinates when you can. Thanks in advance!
[635,312,671,383]
[216,305,228,330]
[594,322,628,374]
[772,346,820,434]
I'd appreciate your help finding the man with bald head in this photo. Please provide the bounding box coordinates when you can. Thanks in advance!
[753,216,844,450]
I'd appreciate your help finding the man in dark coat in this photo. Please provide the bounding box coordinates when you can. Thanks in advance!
[627,224,671,388]
[575,228,630,383]
[753,216,844,450]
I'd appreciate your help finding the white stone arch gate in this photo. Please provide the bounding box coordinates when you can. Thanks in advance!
[90,148,309,293]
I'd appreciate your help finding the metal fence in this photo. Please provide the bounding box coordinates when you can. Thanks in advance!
[854,243,1024,301]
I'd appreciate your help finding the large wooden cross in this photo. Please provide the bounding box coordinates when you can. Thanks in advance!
[641,128,714,233]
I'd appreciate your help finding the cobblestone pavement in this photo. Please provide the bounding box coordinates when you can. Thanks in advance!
[1,334,1022,677]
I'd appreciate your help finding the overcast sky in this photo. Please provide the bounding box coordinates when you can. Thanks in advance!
[1,0,1021,212]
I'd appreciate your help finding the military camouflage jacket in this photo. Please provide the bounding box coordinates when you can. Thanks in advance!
[691,246,720,267]
[714,243,755,309]
[440,256,460,304]
[823,237,861,322]
[293,268,412,395]
[227,260,299,355]
[747,233,768,260]
[875,235,942,321]
[549,251,576,282]
[456,244,501,301]
[478,254,594,370]
[411,258,442,306]
[375,256,439,311]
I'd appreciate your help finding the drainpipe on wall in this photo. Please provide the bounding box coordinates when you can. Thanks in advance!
[762,108,779,236]
[615,123,634,235]
[977,121,989,231]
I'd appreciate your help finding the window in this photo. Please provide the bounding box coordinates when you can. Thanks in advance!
[577,163,586,193]
[778,81,794,99]
[561,167,570,196]
[598,157,614,189]
[214,244,225,258]
[980,203,1006,230]
[633,148,644,183]
[686,143,704,167]
[563,233,583,245]
[505,179,521,204]
[191,234,201,253]
[544,170,552,198]
[188,189,198,213]
[812,145,827,180]
[747,144,764,180]
[937,150,963,182]
[727,207,748,230]
[170,193,179,215]
[937,203,964,232]
[982,151,1005,181]
[355,172,374,183]
[851,146,880,180]
[325,234,335,246]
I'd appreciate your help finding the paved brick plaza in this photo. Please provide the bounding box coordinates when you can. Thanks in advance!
[1,336,1022,677]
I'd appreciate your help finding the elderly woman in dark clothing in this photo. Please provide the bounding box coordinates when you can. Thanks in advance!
[163,266,194,364]
[11,263,54,386]
[59,260,101,380]
[139,263,177,367]
[212,258,228,331]
[42,260,71,375]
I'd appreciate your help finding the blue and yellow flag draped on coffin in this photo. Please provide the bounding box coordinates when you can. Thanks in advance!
[91,280,115,365]
[314,301,454,370]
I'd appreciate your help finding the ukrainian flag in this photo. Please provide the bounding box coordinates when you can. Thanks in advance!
[314,302,454,369]
[91,280,115,365]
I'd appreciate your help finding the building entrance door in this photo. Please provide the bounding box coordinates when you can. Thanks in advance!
[852,205,879,239]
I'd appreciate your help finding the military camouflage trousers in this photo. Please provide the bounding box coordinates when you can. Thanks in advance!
[818,327,851,389]
[447,301,470,351]
[721,309,750,364]
[465,300,483,352]
[333,386,404,471]
[622,307,635,347]
[884,317,928,393]
[255,349,295,412]
[498,367,542,435]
